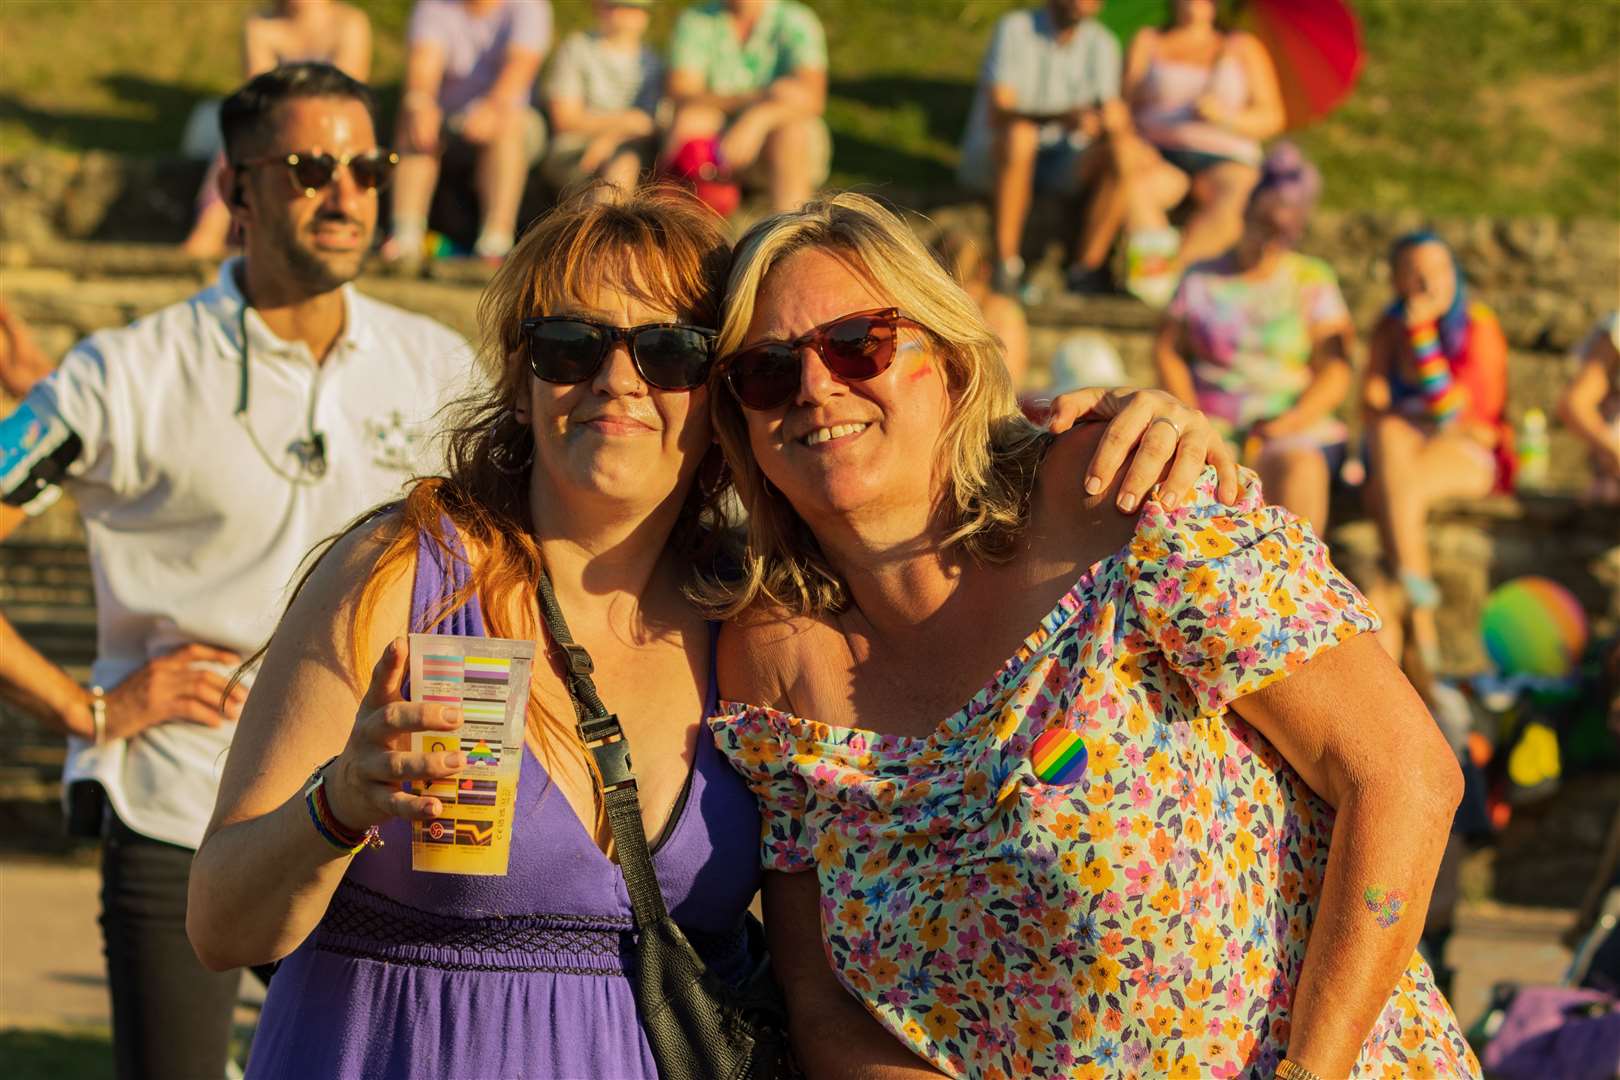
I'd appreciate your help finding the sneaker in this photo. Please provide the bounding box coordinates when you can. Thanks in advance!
[1126,270,1178,309]
[473,230,514,262]
[379,234,424,276]
[1065,264,1114,296]
[990,256,1025,296]
[1124,227,1181,309]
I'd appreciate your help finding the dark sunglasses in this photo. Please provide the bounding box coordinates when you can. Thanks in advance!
[234,149,399,197]
[520,316,717,391]
[718,307,925,411]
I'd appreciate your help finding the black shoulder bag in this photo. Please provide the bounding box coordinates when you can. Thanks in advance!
[537,571,793,1080]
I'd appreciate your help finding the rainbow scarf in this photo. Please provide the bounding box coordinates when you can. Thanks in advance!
[1386,231,1474,426]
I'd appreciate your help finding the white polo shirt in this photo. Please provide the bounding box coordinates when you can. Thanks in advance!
[15,259,474,848]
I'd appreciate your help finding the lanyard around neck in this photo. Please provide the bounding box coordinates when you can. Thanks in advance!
[236,304,328,483]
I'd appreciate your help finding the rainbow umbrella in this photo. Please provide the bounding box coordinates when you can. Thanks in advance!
[1100,0,1364,130]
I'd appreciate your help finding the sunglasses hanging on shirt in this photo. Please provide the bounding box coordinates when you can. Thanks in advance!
[236,305,329,484]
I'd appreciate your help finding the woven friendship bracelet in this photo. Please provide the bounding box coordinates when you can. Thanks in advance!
[304,759,383,854]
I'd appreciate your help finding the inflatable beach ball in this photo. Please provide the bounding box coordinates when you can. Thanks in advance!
[1480,576,1589,678]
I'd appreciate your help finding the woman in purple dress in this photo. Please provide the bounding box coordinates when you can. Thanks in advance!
[186,184,1232,1078]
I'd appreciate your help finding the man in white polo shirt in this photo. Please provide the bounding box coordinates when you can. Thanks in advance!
[0,63,471,1079]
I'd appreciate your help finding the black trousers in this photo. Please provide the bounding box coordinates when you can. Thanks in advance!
[99,808,241,1080]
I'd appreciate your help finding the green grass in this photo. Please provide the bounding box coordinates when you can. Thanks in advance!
[0,1024,257,1079]
[0,0,1615,217]
[0,1028,112,1080]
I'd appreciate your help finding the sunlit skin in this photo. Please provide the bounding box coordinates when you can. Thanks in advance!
[598,0,651,40]
[1393,241,1459,326]
[737,248,952,541]
[229,95,381,302]
[1173,0,1218,29]
[1047,0,1102,29]
[515,282,713,529]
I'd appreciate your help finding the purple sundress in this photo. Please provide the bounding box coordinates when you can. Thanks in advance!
[247,528,764,1079]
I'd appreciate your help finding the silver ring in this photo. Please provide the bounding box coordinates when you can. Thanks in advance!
[1149,416,1181,437]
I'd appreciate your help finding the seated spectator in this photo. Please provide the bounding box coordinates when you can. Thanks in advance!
[181,0,372,257]
[1363,231,1512,671]
[540,0,662,195]
[385,0,552,265]
[1114,0,1283,307]
[1558,309,1620,505]
[663,0,828,214]
[930,227,1031,387]
[1152,144,1352,534]
[956,0,1127,298]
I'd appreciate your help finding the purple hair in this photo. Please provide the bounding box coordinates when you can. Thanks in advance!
[1246,142,1321,247]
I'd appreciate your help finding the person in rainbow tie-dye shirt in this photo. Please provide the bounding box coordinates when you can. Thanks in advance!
[1362,231,1512,672]
[1153,144,1354,538]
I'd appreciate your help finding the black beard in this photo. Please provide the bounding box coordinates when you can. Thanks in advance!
[269,212,369,294]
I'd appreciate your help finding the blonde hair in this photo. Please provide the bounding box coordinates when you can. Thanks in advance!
[701,192,1048,619]
[930,225,991,291]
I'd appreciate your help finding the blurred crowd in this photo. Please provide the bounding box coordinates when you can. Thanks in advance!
[148,0,1620,609]
[6,0,1618,704]
[3,5,1614,605]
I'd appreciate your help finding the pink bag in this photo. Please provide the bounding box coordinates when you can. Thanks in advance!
[661,137,740,217]
[1481,986,1620,1080]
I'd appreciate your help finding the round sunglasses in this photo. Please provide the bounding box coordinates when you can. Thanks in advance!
[234,149,399,198]
[520,316,717,391]
[718,307,925,411]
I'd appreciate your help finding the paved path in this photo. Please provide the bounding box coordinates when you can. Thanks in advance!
[0,857,263,1034]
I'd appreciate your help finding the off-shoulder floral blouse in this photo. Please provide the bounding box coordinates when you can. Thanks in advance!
[711,472,1481,1080]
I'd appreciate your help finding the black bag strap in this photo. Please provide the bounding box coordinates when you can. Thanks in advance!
[536,569,670,929]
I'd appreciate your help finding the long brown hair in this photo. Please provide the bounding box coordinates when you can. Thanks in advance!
[275,184,733,786]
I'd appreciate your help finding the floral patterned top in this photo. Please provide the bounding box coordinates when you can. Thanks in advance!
[711,473,1481,1080]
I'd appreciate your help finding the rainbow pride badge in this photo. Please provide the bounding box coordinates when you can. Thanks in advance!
[1031,727,1088,786]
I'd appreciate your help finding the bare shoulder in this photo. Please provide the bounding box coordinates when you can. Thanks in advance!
[1040,422,1117,512]
[1032,422,1141,564]
[717,603,833,709]
[271,506,416,690]
[1225,30,1267,58]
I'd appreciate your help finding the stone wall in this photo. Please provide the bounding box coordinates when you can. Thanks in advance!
[921,200,1619,355]
[3,152,1616,350]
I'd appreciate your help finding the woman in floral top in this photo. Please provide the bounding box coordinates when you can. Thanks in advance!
[704,193,1480,1079]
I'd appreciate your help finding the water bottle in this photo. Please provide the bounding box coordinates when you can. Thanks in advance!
[1517,407,1549,489]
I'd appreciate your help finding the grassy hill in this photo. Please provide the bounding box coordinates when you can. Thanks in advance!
[0,0,1615,218]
